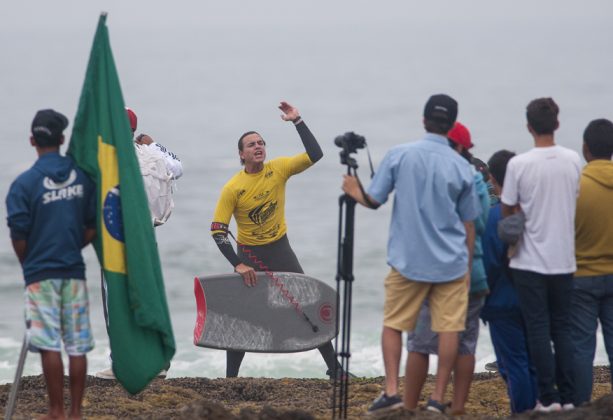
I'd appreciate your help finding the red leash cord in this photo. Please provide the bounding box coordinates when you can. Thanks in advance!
[235,240,319,333]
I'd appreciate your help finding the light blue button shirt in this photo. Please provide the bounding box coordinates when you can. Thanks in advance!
[367,133,481,282]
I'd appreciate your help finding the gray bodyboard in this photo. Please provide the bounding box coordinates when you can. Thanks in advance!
[194,272,337,353]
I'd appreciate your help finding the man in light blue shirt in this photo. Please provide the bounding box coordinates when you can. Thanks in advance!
[343,94,481,414]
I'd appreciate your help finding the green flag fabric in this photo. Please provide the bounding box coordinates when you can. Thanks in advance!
[67,13,175,394]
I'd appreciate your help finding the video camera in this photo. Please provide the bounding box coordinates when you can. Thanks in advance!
[334,132,367,169]
[334,132,366,153]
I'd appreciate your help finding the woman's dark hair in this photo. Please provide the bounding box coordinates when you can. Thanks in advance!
[487,150,516,187]
[471,157,490,181]
[447,139,473,163]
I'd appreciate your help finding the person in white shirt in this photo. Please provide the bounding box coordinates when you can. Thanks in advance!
[127,107,183,180]
[96,107,183,380]
[500,97,581,412]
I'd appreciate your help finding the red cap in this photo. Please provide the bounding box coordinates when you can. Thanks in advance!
[125,107,137,132]
[447,121,473,149]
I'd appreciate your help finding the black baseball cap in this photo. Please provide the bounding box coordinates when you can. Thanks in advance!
[31,109,69,142]
[423,94,458,125]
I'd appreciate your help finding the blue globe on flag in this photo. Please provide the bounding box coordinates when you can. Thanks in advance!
[103,185,124,242]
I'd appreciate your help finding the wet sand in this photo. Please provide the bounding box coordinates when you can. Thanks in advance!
[1,367,611,419]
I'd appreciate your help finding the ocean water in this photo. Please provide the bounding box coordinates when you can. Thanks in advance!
[1,0,613,384]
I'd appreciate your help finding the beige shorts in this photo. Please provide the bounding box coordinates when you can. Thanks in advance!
[383,268,468,333]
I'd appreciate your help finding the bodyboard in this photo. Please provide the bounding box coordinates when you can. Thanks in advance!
[193,272,337,353]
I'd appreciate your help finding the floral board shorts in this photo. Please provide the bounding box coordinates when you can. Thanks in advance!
[25,279,94,356]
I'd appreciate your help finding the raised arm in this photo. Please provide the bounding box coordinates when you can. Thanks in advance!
[136,134,183,179]
[279,101,323,163]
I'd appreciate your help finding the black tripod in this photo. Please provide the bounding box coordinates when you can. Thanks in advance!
[332,157,358,419]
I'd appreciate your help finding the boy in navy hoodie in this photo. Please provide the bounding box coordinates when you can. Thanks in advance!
[6,109,96,419]
[481,149,537,413]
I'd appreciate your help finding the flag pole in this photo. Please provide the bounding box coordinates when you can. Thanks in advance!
[4,321,31,420]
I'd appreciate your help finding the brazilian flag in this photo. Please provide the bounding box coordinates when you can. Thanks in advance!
[67,13,175,394]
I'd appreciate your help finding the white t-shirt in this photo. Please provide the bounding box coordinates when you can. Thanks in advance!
[501,145,581,274]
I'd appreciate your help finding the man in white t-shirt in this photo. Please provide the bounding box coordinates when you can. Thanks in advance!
[500,97,581,412]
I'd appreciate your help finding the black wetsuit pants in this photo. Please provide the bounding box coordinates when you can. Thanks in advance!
[227,234,340,377]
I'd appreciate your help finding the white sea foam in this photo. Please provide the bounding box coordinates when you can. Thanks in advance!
[0,337,23,349]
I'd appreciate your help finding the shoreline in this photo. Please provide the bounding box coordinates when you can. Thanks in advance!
[1,367,611,419]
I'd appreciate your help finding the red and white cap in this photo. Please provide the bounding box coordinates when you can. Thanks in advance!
[447,121,473,149]
[125,107,137,132]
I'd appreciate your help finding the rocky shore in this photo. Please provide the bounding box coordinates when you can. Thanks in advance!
[1,367,611,419]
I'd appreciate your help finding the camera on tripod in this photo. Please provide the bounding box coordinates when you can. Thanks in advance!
[335,132,366,168]
[333,131,369,417]
[334,132,366,153]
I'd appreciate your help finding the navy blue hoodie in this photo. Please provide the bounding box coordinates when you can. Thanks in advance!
[480,204,522,322]
[6,152,96,285]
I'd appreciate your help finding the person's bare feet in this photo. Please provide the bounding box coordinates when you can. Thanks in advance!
[38,413,66,420]
[68,408,82,420]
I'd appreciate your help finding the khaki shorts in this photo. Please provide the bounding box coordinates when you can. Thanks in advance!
[406,295,485,355]
[383,268,468,333]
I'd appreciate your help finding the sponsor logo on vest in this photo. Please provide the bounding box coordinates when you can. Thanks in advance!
[253,190,270,201]
[249,200,277,226]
